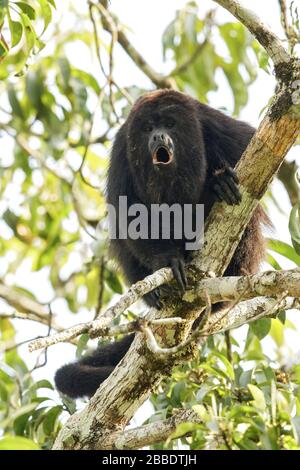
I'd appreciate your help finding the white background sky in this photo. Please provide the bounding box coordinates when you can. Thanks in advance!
[1,0,300,421]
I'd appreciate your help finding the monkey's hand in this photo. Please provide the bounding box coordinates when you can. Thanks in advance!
[211,166,242,205]
[143,288,163,310]
[152,254,187,292]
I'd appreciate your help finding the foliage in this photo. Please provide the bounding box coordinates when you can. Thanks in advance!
[0,0,55,79]
[0,0,299,450]
[150,329,300,450]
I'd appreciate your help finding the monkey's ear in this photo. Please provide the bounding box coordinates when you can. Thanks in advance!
[198,102,255,171]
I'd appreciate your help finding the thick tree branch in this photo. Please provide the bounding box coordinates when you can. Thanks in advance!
[189,268,300,303]
[105,409,202,450]
[206,295,299,334]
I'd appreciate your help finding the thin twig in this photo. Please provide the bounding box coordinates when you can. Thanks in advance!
[94,256,106,319]
[92,0,175,89]
[278,0,299,52]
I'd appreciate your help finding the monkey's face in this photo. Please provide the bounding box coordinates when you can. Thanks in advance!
[126,91,207,203]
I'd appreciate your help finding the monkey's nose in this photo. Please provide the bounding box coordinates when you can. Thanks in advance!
[149,130,174,155]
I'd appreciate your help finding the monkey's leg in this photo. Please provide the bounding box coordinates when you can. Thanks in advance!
[114,239,163,309]
[225,207,266,277]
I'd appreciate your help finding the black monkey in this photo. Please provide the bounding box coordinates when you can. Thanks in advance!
[55,90,267,398]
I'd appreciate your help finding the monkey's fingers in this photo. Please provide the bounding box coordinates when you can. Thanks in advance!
[223,167,241,204]
[213,182,236,205]
[213,171,241,205]
[226,166,239,184]
[171,258,187,292]
[224,177,242,204]
[144,288,163,310]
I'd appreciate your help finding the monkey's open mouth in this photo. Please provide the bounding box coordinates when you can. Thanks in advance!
[152,146,174,165]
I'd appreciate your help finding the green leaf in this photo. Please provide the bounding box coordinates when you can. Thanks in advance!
[248,384,266,411]
[250,318,271,340]
[21,12,36,52]
[7,84,24,118]
[3,208,18,232]
[15,2,36,20]
[58,57,71,88]
[292,365,300,385]
[289,204,300,255]
[213,351,235,380]
[277,309,286,324]
[266,253,282,270]
[8,19,23,48]
[270,319,284,347]
[61,395,76,415]
[239,369,253,387]
[292,417,300,445]
[25,71,44,109]
[29,379,54,393]
[76,334,89,359]
[169,421,200,440]
[105,269,123,294]
[268,238,300,266]
[0,37,8,57]
[72,68,101,95]
[38,0,52,34]
[0,436,40,450]
[0,1,8,24]
[43,405,63,435]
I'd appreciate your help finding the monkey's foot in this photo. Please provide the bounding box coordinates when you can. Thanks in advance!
[212,166,242,205]
[170,256,187,292]
[152,254,188,293]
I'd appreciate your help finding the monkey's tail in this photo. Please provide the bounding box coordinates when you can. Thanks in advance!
[54,335,134,399]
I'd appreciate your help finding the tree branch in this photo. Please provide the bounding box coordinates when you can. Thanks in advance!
[106,409,202,450]
[0,283,52,323]
[29,268,300,351]
[0,285,76,342]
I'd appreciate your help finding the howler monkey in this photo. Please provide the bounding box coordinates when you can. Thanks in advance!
[55,89,266,398]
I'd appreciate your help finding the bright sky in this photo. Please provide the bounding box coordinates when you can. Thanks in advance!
[1,0,300,422]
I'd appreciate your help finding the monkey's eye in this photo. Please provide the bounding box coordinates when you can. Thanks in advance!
[165,118,175,129]
[143,124,153,133]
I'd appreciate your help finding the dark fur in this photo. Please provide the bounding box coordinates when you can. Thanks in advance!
[55,90,266,399]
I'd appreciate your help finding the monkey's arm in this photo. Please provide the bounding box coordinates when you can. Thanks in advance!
[198,101,255,206]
